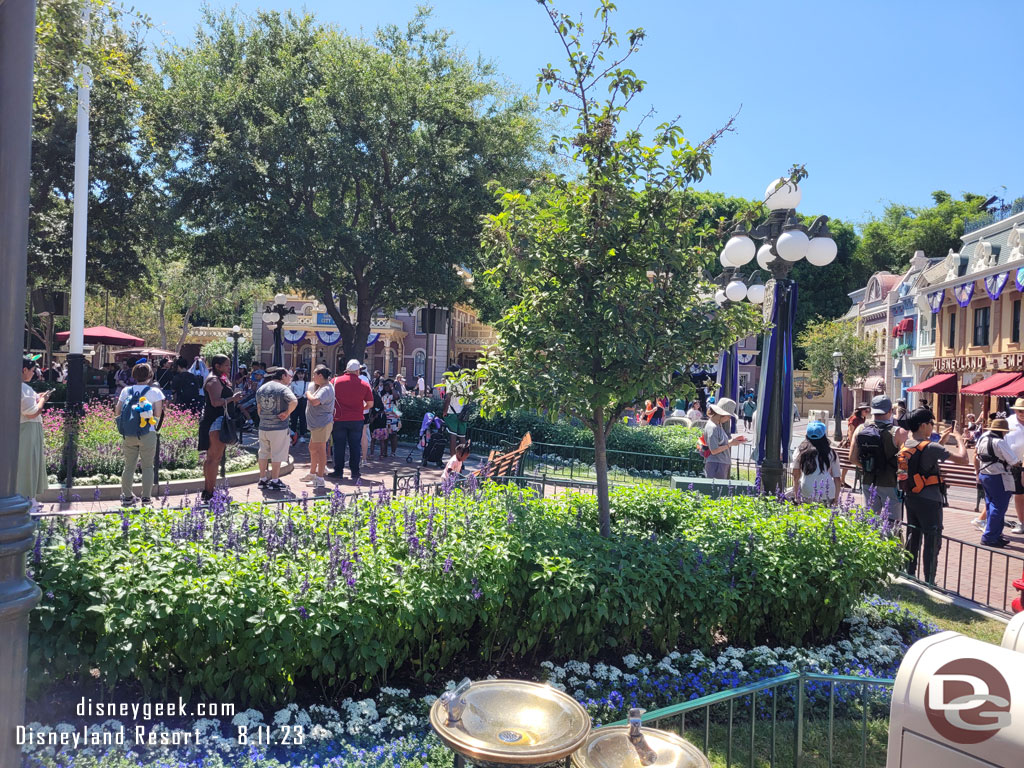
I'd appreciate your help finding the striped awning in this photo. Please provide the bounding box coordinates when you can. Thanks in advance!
[990,375,1024,398]
[960,372,1023,395]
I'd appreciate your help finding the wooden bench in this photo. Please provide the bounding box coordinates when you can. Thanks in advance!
[834,445,979,493]
[472,432,533,480]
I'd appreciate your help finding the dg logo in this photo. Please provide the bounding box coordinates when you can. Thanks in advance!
[924,658,1012,745]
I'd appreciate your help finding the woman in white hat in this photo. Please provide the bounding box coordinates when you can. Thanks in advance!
[703,398,746,479]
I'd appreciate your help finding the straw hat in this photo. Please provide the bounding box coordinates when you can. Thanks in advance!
[988,418,1010,434]
[1010,398,1024,411]
[709,397,738,418]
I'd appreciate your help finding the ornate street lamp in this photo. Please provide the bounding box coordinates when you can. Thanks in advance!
[227,325,244,381]
[261,293,295,367]
[832,349,844,443]
[718,178,838,493]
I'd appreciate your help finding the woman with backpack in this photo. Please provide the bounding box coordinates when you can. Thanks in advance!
[115,363,164,506]
[897,408,969,583]
[974,418,1019,549]
[789,421,840,503]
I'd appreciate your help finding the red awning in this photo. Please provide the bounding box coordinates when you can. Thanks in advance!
[904,317,915,332]
[55,325,145,347]
[907,373,958,393]
[990,376,1024,398]
[960,372,1023,395]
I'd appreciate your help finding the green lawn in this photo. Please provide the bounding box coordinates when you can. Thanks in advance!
[880,582,1007,645]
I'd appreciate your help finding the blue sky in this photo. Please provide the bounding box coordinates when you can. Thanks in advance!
[128,0,1024,227]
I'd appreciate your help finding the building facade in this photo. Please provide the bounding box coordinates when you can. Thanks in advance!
[908,210,1024,422]
[250,296,496,388]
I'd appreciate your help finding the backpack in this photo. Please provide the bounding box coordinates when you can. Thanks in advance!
[856,421,896,479]
[117,385,153,438]
[897,442,941,495]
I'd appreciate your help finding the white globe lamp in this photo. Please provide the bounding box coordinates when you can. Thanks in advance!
[764,178,802,211]
[232,325,241,334]
[720,251,733,268]
[725,280,747,302]
[756,243,776,269]
[261,311,277,324]
[274,293,288,306]
[746,284,766,304]
[805,236,838,267]
[714,289,726,307]
[776,229,810,262]
[722,235,755,267]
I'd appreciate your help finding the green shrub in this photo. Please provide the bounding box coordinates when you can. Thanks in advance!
[30,485,902,706]
[397,397,700,459]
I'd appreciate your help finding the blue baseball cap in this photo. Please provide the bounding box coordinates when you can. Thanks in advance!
[806,421,827,440]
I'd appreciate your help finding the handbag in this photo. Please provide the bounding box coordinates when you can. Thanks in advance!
[219,404,240,445]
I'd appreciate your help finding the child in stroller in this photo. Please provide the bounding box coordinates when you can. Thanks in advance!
[407,412,448,466]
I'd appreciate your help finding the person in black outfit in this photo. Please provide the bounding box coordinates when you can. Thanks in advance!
[170,357,203,412]
[199,354,244,501]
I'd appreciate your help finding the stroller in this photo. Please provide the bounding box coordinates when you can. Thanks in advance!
[407,412,449,467]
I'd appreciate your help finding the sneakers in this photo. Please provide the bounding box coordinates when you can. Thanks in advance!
[140,497,151,506]
[257,477,269,489]
[120,494,138,507]
[306,477,325,489]
[265,478,286,491]
[982,537,1011,548]
[972,518,986,532]
[298,473,315,482]
[1009,521,1024,535]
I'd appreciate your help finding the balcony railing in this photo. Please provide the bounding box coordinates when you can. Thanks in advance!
[963,198,1024,234]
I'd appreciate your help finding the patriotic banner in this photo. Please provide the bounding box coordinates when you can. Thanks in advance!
[984,272,1009,301]
[953,282,975,308]
[927,290,944,314]
[365,333,381,347]
[316,330,341,346]
[833,370,844,431]
[1017,267,1024,292]
[282,329,306,344]
[716,345,739,428]
[754,280,797,475]
[737,352,756,365]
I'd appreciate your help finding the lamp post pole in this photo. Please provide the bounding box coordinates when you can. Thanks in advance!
[717,179,838,495]
[0,1,44,765]
[227,325,243,382]
[833,349,844,443]
[262,294,295,368]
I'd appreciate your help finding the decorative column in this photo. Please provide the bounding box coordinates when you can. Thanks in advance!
[0,1,44,766]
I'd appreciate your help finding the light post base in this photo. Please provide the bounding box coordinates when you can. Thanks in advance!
[0,494,41,768]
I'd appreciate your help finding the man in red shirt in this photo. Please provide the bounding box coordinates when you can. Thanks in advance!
[328,359,374,481]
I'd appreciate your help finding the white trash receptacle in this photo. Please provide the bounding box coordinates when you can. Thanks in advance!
[886,631,1023,767]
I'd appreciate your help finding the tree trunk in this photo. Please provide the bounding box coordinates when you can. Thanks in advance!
[593,405,611,537]
[174,304,195,354]
[158,294,168,351]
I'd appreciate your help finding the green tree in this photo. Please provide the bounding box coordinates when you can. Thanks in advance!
[149,8,542,362]
[477,1,761,536]
[29,0,159,294]
[201,338,255,367]
[855,191,988,274]
[796,318,876,389]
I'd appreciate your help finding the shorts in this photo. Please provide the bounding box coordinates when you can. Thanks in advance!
[445,413,468,436]
[258,429,291,463]
[209,416,224,433]
[308,424,332,444]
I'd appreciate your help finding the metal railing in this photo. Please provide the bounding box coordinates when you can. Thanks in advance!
[607,671,895,768]
[899,522,1024,616]
[963,198,1024,234]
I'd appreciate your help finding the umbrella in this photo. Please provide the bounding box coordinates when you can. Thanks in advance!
[55,325,145,347]
[113,347,177,360]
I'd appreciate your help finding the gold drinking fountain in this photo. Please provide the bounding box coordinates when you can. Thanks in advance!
[429,679,710,768]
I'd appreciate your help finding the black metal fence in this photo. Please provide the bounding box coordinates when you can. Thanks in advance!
[899,521,1024,616]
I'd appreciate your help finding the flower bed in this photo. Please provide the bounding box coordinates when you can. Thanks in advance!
[21,597,934,768]
[30,485,904,708]
[42,400,250,482]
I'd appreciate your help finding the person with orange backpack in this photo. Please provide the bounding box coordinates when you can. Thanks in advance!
[896,408,969,583]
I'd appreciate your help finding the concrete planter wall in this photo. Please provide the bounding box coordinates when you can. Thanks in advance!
[40,457,294,503]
